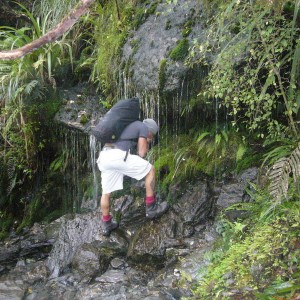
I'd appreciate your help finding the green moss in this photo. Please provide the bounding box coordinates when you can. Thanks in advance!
[169,38,189,61]
[182,27,192,37]
[158,58,167,94]
[132,1,161,29]
[80,114,89,125]
[182,19,194,37]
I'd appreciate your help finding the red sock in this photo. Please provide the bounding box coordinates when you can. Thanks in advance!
[145,195,155,206]
[102,214,112,222]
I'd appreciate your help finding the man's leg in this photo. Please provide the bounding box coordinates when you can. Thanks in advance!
[101,193,111,218]
[145,166,155,203]
[97,149,125,236]
[144,166,169,219]
[100,193,118,236]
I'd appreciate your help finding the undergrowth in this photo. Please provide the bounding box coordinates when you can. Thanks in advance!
[187,187,300,300]
[150,126,261,195]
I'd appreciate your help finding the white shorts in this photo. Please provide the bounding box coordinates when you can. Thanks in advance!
[97,149,153,194]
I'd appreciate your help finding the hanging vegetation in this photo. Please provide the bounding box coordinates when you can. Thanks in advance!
[188,0,300,141]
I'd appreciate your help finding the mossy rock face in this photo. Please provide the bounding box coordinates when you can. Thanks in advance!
[169,38,189,61]
[122,0,207,94]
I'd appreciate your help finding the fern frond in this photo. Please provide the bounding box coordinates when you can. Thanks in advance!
[6,158,17,195]
[289,144,300,182]
[267,143,300,200]
[236,143,247,162]
[267,157,291,200]
[221,130,229,143]
[197,131,211,142]
[172,148,187,180]
[24,80,39,95]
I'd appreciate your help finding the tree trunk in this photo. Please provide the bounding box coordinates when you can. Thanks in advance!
[0,0,96,60]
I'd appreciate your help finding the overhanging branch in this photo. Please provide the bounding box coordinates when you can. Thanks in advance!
[0,0,96,60]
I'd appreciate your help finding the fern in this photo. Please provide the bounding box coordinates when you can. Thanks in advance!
[236,143,247,162]
[267,143,300,200]
[6,158,17,195]
[24,80,39,95]
[290,144,300,183]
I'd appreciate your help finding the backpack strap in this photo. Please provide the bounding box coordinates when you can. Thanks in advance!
[124,150,129,162]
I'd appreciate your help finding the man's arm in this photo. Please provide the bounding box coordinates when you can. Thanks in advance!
[137,137,148,157]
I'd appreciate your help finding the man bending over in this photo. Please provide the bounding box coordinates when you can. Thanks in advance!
[97,118,169,236]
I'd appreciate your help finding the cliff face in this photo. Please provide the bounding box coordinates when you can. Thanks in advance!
[55,1,210,131]
[121,0,207,96]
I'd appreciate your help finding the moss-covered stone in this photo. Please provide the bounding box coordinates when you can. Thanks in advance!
[79,114,89,125]
[169,38,189,61]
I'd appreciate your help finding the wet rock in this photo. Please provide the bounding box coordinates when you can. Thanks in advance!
[238,167,258,185]
[94,269,128,284]
[0,260,48,299]
[71,240,127,280]
[0,169,266,299]
[0,222,56,273]
[0,278,26,300]
[25,276,78,300]
[113,195,147,230]
[127,213,178,268]
[74,267,151,300]
[172,180,213,226]
[54,84,105,132]
[216,168,258,218]
[0,239,21,267]
[43,214,73,241]
[47,210,104,278]
[71,243,101,279]
[110,257,127,269]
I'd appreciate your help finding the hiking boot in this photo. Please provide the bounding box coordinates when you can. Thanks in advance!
[102,219,119,236]
[146,201,169,220]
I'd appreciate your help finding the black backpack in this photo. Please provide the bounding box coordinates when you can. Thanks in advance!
[91,97,140,144]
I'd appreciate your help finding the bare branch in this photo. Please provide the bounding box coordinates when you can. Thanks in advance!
[0,0,96,60]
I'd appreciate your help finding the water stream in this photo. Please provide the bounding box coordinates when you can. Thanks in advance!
[55,125,91,213]
[89,135,101,209]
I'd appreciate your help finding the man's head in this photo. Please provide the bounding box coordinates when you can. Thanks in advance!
[143,118,159,136]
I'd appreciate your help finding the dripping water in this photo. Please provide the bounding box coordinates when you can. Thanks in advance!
[89,135,100,209]
[56,125,90,213]
[214,96,219,185]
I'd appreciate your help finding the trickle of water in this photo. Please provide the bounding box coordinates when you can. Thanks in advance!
[123,70,128,99]
[56,125,90,214]
[213,96,219,185]
[89,135,100,209]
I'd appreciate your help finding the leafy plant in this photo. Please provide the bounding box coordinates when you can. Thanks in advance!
[0,0,79,231]
[191,198,300,299]
[151,127,250,194]
[89,0,140,100]
[0,0,75,182]
[188,0,300,140]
